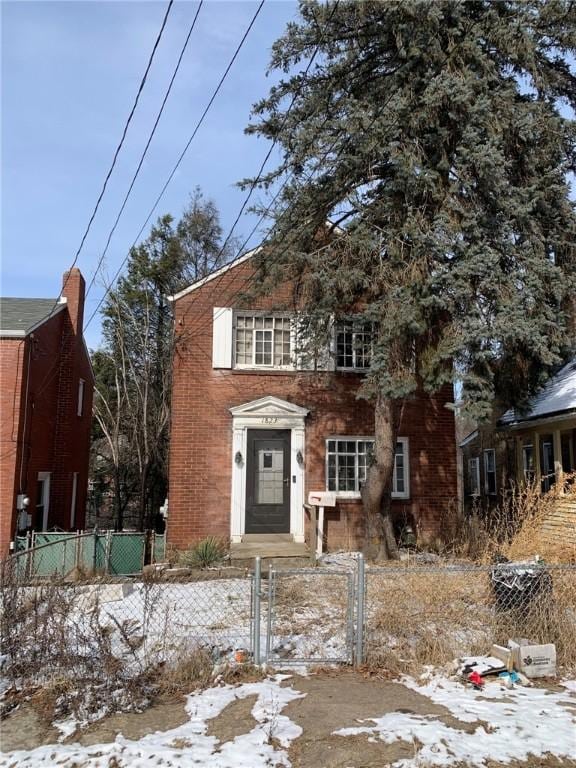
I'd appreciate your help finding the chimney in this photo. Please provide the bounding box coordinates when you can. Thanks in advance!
[60,268,85,337]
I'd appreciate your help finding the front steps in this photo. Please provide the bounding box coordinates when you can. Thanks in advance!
[230,534,309,562]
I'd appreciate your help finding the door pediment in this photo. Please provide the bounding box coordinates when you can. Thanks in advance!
[230,395,309,420]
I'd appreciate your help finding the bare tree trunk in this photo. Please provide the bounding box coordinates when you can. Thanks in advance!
[113,469,123,531]
[361,392,400,561]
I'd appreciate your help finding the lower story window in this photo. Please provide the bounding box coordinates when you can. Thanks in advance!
[326,437,409,498]
[468,457,480,496]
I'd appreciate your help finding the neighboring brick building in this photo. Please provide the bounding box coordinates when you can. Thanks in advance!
[166,253,458,554]
[0,269,94,553]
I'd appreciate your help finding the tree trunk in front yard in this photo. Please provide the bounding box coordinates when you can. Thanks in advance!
[361,392,400,561]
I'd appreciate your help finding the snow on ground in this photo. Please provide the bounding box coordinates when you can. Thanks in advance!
[335,674,576,767]
[2,673,575,767]
[0,676,304,768]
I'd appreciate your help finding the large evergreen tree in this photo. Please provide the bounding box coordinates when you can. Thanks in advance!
[245,0,576,558]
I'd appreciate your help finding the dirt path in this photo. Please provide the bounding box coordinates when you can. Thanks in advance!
[1,671,574,767]
[281,671,477,768]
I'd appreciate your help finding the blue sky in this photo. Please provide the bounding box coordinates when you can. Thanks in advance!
[2,0,297,347]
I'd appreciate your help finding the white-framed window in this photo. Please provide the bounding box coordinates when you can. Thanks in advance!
[234,314,293,368]
[522,444,535,482]
[468,457,480,496]
[335,321,372,370]
[483,449,497,495]
[77,378,85,417]
[326,437,409,498]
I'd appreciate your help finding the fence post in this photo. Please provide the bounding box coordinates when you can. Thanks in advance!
[355,553,365,666]
[93,528,98,573]
[105,530,112,575]
[253,557,262,665]
[75,532,81,573]
[265,563,274,663]
[25,530,32,579]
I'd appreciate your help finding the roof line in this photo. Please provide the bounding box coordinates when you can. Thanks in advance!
[0,302,67,338]
[167,220,345,303]
[167,247,260,302]
[498,408,576,430]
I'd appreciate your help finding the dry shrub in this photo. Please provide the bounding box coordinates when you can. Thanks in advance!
[365,565,576,675]
[156,647,214,695]
[430,478,576,564]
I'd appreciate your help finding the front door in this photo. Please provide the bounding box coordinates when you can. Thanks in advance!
[246,429,291,533]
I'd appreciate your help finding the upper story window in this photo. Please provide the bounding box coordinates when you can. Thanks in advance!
[326,437,409,498]
[335,321,372,370]
[77,378,85,417]
[235,314,293,368]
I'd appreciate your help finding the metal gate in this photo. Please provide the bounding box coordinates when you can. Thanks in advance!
[252,557,364,666]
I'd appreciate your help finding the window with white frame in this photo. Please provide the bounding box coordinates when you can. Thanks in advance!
[234,314,293,368]
[326,437,409,498]
[468,457,480,496]
[522,444,535,482]
[483,449,496,495]
[77,379,85,417]
[335,321,372,369]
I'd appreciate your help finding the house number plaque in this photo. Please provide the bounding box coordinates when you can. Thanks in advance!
[261,417,278,424]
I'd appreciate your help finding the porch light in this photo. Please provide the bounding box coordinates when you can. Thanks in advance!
[235,451,243,466]
[296,450,304,466]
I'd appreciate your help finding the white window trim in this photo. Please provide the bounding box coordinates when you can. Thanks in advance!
[522,443,534,480]
[233,311,296,371]
[77,378,85,417]
[325,436,410,500]
[37,471,51,531]
[334,321,372,372]
[468,457,480,496]
[483,448,497,495]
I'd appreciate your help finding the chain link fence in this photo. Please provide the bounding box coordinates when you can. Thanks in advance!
[262,566,356,665]
[2,551,575,721]
[364,562,576,673]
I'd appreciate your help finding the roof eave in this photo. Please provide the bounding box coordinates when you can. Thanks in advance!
[499,409,576,430]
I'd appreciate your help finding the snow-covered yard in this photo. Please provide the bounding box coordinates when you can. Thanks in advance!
[1,672,575,767]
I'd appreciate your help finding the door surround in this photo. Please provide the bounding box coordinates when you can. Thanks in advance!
[229,396,308,543]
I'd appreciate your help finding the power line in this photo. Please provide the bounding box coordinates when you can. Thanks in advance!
[84,0,266,331]
[176,9,484,341]
[32,0,175,400]
[59,0,173,304]
[84,1,204,300]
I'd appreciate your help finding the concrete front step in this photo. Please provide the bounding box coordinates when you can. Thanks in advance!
[241,533,294,543]
[230,541,308,560]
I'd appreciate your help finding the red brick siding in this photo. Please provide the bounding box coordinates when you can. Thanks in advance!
[167,260,458,551]
[0,269,93,553]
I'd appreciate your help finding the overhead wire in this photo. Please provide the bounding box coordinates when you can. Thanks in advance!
[84,0,204,300]
[31,0,176,400]
[176,6,483,342]
[83,0,266,331]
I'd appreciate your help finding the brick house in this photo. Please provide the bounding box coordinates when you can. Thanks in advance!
[166,251,457,555]
[0,269,94,553]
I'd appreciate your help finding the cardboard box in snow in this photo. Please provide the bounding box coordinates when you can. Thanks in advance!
[508,638,556,678]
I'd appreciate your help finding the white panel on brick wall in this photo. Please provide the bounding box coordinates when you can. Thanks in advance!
[212,307,233,369]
